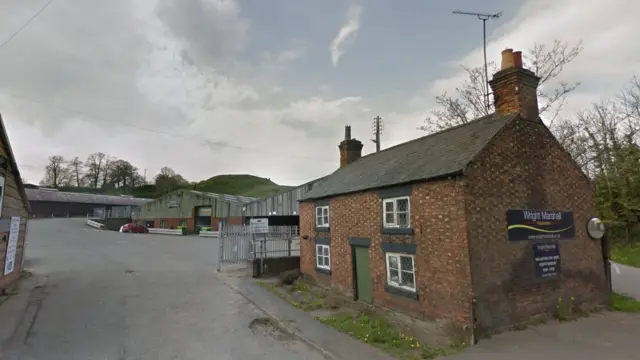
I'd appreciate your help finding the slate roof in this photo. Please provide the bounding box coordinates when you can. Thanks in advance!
[301,113,517,200]
[26,188,153,206]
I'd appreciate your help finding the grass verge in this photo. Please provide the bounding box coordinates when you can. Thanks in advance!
[316,312,466,360]
[259,279,466,359]
[259,280,328,311]
[610,292,640,313]
[610,243,640,268]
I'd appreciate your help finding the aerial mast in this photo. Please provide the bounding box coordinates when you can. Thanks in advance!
[452,10,502,112]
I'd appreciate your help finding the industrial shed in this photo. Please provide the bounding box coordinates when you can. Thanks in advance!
[242,176,328,226]
[26,188,152,218]
[132,189,256,233]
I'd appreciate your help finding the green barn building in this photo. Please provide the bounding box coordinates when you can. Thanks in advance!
[133,189,256,233]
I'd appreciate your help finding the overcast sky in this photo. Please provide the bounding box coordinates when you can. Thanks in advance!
[0,0,638,186]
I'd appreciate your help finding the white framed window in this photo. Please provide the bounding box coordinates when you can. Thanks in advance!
[385,253,416,291]
[315,206,329,227]
[383,197,410,228]
[316,244,331,270]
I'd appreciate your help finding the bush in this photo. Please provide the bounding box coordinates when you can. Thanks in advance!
[278,269,301,286]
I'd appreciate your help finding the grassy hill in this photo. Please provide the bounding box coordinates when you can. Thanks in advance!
[193,174,293,198]
[33,175,293,200]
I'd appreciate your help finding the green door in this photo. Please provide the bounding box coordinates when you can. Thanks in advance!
[354,247,373,303]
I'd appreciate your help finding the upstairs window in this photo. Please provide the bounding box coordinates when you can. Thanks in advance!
[383,197,410,228]
[316,206,329,227]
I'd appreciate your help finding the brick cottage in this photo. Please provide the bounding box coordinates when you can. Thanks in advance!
[298,49,609,336]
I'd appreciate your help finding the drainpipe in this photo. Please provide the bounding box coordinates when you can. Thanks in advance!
[470,295,478,345]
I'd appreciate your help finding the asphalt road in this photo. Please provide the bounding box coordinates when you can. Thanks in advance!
[611,261,640,299]
[2,218,325,360]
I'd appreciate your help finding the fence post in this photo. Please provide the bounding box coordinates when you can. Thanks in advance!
[217,222,224,272]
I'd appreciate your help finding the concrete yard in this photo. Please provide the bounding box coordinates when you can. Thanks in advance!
[0,218,325,360]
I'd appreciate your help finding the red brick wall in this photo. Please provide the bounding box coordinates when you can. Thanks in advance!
[148,216,244,232]
[464,116,607,335]
[300,179,473,324]
[150,218,193,232]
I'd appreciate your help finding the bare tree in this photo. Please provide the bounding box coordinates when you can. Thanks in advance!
[84,152,106,188]
[561,76,640,227]
[154,166,188,195]
[40,156,69,188]
[108,159,143,193]
[101,155,113,189]
[66,157,84,187]
[419,40,583,132]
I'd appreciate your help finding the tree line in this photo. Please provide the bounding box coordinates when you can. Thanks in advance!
[39,153,191,197]
[422,39,640,242]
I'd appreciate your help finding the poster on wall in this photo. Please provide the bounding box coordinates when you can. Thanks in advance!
[533,242,561,279]
[506,209,575,241]
[4,216,21,276]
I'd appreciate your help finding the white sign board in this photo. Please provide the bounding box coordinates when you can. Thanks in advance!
[250,218,269,234]
[4,216,20,275]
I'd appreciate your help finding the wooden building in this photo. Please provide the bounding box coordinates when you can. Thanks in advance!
[0,114,31,292]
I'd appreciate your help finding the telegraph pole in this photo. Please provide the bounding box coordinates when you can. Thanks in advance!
[452,10,502,112]
[371,116,383,152]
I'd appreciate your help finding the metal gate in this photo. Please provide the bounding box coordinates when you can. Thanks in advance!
[217,225,300,271]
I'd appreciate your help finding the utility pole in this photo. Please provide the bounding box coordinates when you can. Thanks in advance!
[371,116,383,152]
[452,10,502,112]
[144,168,147,183]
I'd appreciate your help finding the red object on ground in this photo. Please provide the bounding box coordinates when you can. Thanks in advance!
[121,223,148,233]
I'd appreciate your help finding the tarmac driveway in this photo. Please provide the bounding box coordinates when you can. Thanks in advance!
[1,218,325,360]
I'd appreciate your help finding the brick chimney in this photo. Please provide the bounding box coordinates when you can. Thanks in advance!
[489,48,541,120]
[338,125,363,168]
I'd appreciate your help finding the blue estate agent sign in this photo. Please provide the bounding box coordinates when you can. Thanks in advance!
[506,209,575,241]
[533,242,561,279]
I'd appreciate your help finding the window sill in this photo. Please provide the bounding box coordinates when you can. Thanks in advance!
[381,227,413,235]
[384,284,419,301]
[316,267,331,276]
[315,226,330,233]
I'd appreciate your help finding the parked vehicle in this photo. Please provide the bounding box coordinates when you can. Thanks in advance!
[119,223,149,233]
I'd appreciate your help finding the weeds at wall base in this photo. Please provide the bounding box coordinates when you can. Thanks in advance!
[258,277,468,359]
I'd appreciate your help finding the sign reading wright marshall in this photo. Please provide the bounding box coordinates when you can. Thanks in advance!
[506,209,575,241]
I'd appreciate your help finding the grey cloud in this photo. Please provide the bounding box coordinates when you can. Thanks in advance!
[156,0,250,68]
[279,115,336,139]
[201,139,230,152]
[0,0,189,137]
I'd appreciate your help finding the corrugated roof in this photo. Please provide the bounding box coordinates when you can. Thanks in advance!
[182,190,257,204]
[301,113,517,200]
[26,188,153,206]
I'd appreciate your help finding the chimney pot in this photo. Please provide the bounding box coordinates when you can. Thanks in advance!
[513,51,523,68]
[338,125,363,168]
[345,125,351,140]
[490,49,541,120]
[500,48,514,70]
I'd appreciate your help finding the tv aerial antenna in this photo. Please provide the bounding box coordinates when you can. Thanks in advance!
[452,10,502,112]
